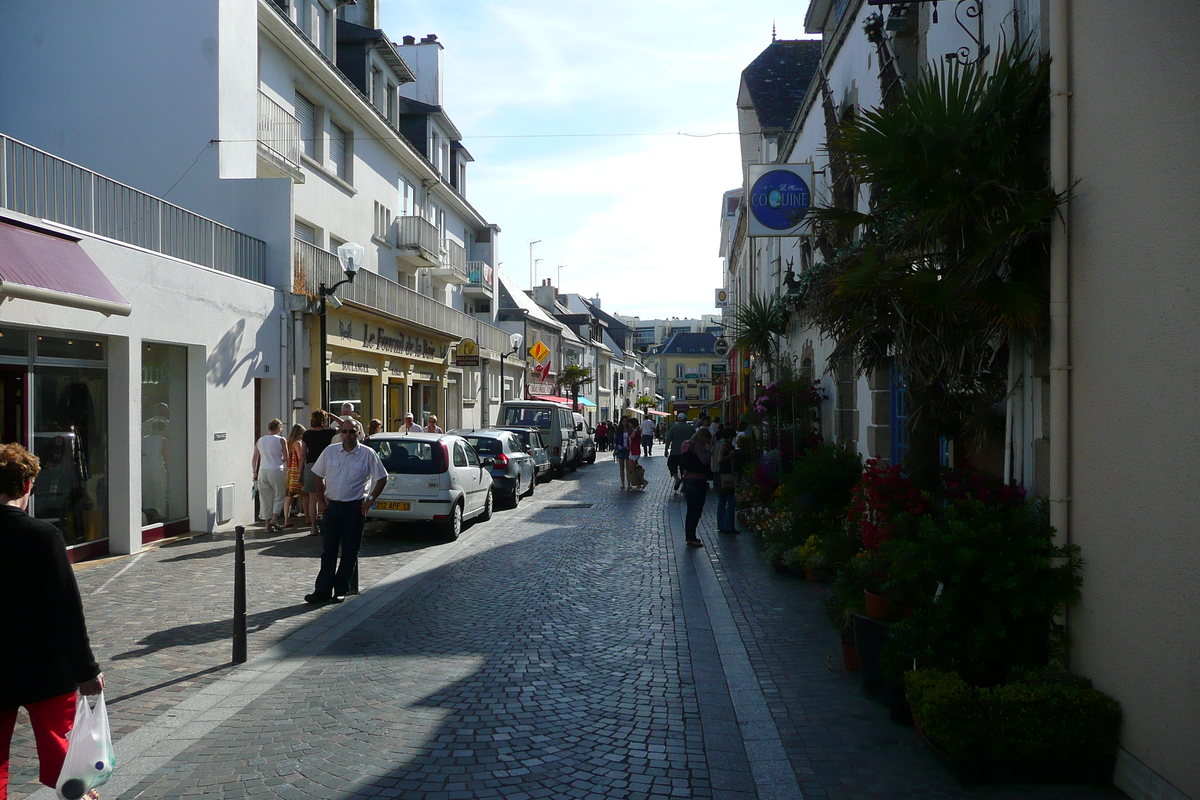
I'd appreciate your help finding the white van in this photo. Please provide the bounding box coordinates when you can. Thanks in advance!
[499,400,579,476]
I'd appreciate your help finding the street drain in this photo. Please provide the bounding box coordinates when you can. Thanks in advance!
[544,503,594,509]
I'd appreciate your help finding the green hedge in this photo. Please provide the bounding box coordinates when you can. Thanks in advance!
[905,669,1121,762]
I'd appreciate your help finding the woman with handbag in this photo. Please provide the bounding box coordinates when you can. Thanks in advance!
[713,427,738,533]
[679,427,713,547]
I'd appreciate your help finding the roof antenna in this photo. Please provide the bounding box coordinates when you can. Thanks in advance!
[772,21,777,41]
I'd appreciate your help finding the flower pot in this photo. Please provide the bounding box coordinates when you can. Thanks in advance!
[864,590,895,622]
[841,640,859,672]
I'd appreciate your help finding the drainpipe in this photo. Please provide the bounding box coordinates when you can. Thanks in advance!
[1048,0,1072,548]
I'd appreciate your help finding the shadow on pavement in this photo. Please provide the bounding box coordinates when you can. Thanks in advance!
[110,604,321,660]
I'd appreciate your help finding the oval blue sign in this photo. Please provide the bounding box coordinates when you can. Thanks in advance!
[749,169,812,230]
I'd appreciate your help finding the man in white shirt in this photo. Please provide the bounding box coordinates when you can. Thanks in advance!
[640,416,657,457]
[305,419,387,604]
[399,411,419,434]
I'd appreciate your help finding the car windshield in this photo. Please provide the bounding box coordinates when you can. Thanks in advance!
[504,408,553,429]
[365,439,446,474]
[506,429,533,448]
[464,436,503,455]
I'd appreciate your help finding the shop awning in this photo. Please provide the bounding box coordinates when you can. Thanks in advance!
[531,394,572,405]
[575,397,596,407]
[646,409,670,417]
[0,218,131,316]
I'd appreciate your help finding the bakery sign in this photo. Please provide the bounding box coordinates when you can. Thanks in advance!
[337,319,448,360]
[454,338,480,366]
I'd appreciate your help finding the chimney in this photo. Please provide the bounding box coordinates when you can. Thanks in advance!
[421,34,438,43]
[402,35,415,45]
[397,34,444,106]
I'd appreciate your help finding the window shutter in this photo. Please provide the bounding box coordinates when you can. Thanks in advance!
[295,93,316,159]
[329,122,347,179]
[295,220,317,245]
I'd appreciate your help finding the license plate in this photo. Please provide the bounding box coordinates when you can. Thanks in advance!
[375,501,410,511]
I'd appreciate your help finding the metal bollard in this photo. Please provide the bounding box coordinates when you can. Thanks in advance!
[233,525,247,664]
[348,562,359,596]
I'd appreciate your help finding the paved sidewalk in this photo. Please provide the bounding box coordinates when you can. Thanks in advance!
[8,454,1130,799]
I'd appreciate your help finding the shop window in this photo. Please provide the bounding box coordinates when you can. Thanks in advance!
[33,366,108,546]
[37,334,104,361]
[331,375,372,422]
[141,343,188,526]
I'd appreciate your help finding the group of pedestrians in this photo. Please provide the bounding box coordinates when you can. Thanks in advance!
[658,412,743,548]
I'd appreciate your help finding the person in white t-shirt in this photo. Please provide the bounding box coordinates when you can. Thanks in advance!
[252,419,288,533]
[305,418,387,604]
[641,417,657,457]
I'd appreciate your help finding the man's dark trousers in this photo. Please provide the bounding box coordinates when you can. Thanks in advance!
[315,500,364,597]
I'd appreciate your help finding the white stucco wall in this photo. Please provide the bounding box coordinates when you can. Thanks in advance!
[1065,3,1200,797]
[0,212,280,553]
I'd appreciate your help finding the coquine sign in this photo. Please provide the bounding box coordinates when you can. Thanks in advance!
[746,163,814,238]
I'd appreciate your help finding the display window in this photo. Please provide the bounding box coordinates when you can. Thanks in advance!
[141,343,188,526]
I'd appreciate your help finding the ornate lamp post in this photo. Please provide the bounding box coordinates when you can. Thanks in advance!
[499,332,524,402]
[318,242,364,413]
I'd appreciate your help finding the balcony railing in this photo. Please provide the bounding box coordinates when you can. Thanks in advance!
[294,239,511,352]
[1,134,266,283]
[257,90,302,176]
[443,239,467,276]
[396,215,440,256]
[466,261,493,288]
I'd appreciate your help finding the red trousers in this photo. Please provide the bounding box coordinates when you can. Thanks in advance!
[0,691,77,799]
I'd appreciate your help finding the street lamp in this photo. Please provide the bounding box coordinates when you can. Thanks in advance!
[528,239,541,289]
[319,242,364,413]
[499,332,524,402]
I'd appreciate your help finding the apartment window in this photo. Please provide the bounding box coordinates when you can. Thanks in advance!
[329,235,345,255]
[699,386,709,401]
[386,81,397,124]
[295,219,317,245]
[699,363,709,379]
[373,201,392,243]
[295,92,317,159]
[675,362,685,379]
[369,66,383,109]
[328,120,349,181]
[675,383,685,399]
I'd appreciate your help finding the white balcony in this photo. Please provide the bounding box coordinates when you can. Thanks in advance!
[396,216,440,267]
[428,238,469,284]
[463,260,494,298]
[256,91,304,183]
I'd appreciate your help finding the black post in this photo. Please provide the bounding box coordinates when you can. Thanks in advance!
[318,285,328,413]
[233,525,247,664]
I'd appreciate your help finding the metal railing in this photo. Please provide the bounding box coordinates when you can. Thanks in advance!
[257,90,302,172]
[466,261,493,288]
[442,239,467,279]
[294,239,510,352]
[1,134,266,282]
[396,215,439,256]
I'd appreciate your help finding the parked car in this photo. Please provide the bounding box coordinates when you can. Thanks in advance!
[573,412,597,465]
[498,426,553,483]
[362,432,493,540]
[498,400,579,477]
[453,429,537,508]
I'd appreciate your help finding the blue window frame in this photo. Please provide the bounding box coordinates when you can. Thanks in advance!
[889,360,909,468]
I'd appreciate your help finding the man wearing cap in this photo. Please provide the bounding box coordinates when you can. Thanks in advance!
[399,411,418,434]
[305,419,387,604]
[665,412,694,491]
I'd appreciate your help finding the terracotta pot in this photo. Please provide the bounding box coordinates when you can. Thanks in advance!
[864,590,895,622]
[841,640,859,672]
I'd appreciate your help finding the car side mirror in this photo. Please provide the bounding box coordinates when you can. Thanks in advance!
[480,456,495,468]
[576,423,583,431]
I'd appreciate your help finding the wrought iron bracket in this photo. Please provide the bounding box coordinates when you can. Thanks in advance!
[866,0,989,65]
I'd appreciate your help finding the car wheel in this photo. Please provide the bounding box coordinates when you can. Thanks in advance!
[480,489,493,522]
[524,473,535,497]
[587,452,597,464]
[511,479,522,508]
[439,502,463,541]
[567,455,578,472]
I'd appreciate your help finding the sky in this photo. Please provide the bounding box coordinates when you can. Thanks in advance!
[381,1,816,320]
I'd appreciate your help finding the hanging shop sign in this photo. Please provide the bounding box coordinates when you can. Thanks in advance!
[715,288,730,309]
[746,163,814,238]
[711,363,727,375]
[714,337,730,356]
[454,338,480,366]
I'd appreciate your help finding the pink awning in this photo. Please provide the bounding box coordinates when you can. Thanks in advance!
[531,394,572,405]
[0,217,131,316]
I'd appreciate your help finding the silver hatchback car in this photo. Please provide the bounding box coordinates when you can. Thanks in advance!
[362,432,493,539]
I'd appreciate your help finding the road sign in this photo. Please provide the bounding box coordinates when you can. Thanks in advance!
[714,338,730,356]
[529,340,550,362]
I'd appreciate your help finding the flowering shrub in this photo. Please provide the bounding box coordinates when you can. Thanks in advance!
[848,459,931,550]
[942,467,1026,508]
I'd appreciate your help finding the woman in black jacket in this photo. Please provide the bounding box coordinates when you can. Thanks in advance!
[0,443,104,798]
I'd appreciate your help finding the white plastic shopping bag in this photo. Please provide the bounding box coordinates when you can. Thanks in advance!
[56,691,115,800]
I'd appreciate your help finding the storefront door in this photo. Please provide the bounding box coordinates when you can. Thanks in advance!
[0,365,25,444]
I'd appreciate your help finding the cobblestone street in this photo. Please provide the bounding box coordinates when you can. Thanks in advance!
[10,456,1129,799]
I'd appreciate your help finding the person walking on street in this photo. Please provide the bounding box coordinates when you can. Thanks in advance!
[399,411,419,434]
[424,415,443,434]
[641,416,656,457]
[301,410,336,536]
[364,419,383,439]
[613,418,630,488]
[253,419,287,533]
[679,428,713,547]
[665,412,693,491]
[282,423,306,529]
[595,420,608,452]
[1,443,105,800]
[627,417,642,468]
[305,419,388,604]
[713,427,738,533]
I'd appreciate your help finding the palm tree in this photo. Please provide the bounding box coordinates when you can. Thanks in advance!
[801,43,1064,491]
[555,363,593,415]
[730,293,789,383]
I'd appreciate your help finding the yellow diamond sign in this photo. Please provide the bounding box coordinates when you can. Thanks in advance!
[529,340,550,362]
